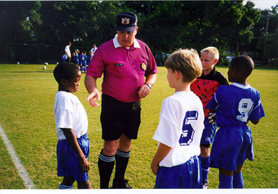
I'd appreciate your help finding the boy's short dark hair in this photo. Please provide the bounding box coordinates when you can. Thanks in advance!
[53,62,80,84]
[231,55,254,77]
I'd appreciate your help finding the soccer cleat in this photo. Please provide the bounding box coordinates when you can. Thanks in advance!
[203,180,209,189]
[112,179,132,189]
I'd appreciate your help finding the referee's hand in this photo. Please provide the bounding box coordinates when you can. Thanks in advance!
[86,90,100,107]
[138,84,151,99]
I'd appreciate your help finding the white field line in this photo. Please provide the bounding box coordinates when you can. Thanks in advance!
[0,124,36,189]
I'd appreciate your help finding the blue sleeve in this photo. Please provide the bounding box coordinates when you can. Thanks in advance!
[249,96,265,121]
[249,104,265,121]
[206,94,218,111]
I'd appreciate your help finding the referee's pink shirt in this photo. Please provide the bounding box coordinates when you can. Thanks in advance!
[86,35,158,103]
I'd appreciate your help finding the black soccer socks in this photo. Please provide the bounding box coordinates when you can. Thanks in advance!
[98,150,115,189]
[114,150,130,181]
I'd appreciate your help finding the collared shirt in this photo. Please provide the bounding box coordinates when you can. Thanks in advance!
[86,35,157,103]
[113,34,140,49]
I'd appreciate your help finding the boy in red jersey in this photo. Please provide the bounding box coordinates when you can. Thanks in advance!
[190,46,228,188]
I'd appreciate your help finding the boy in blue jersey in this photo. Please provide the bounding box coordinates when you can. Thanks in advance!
[73,49,80,66]
[79,51,87,73]
[151,49,204,188]
[206,55,265,188]
[61,54,67,62]
[88,51,94,65]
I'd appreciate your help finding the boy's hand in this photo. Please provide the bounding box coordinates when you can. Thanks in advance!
[151,143,171,176]
[151,163,159,175]
[79,157,90,172]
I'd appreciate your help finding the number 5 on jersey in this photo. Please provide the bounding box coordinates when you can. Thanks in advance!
[179,111,198,146]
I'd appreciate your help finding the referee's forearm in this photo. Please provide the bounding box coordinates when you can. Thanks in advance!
[145,73,157,86]
[85,75,97,94]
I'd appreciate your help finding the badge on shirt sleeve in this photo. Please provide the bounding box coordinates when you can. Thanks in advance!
[140,62,147,71]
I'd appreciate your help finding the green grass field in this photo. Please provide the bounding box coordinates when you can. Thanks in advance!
[0,64,277,189]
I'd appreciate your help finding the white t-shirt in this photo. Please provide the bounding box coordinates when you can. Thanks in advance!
[90,47,97,54]
[153,91,204,167]
[54,91,88,140]
[65,45,71,57]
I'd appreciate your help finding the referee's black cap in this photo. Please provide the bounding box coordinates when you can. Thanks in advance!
[116,12,137,32]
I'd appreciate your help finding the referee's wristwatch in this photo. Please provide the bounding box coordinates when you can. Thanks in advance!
[145,83,152,89]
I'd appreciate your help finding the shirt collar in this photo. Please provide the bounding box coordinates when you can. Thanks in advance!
[113,34,140,49]
[232,82,251,89]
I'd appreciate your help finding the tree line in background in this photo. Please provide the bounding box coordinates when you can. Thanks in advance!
[0,0,277,65]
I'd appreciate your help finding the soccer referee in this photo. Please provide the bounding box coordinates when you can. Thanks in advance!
[85,11,158,189]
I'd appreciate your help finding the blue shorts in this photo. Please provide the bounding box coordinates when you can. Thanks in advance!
[200,117,217,145]
[210,125,253,171]
[155,156,202,188]
[57,133,89,182]
[74,58,79,64]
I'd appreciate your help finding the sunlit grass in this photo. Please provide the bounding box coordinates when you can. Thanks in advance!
[0,64,277,189]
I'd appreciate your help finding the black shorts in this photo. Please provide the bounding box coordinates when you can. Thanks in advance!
[100,93,141,141]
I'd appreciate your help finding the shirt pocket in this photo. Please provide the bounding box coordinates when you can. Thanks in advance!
[110,61,127,78]
[136,59,148,76]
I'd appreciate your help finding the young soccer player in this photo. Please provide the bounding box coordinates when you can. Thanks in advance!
[79,51,87,73]
[73,49,80,66]
[190,46,228,188]
[206,55,265,188]
[61,54,67,62]
[88,51,94,65]
[53,62,91,189]
[151,49,204,188]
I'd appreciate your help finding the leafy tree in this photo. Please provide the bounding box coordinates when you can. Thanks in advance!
[0,0,268,64]
[83,1,125,47]
[0,1,42,63]
[138,0,260,61]
[250,6,278,63]
[0,1,41,44]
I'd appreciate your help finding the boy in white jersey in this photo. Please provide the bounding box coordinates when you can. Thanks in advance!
[206,55,265,188]
[151,49,204,188]
[54,62,91,189]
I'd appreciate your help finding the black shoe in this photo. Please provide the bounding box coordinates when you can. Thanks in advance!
[112,179,132,189]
